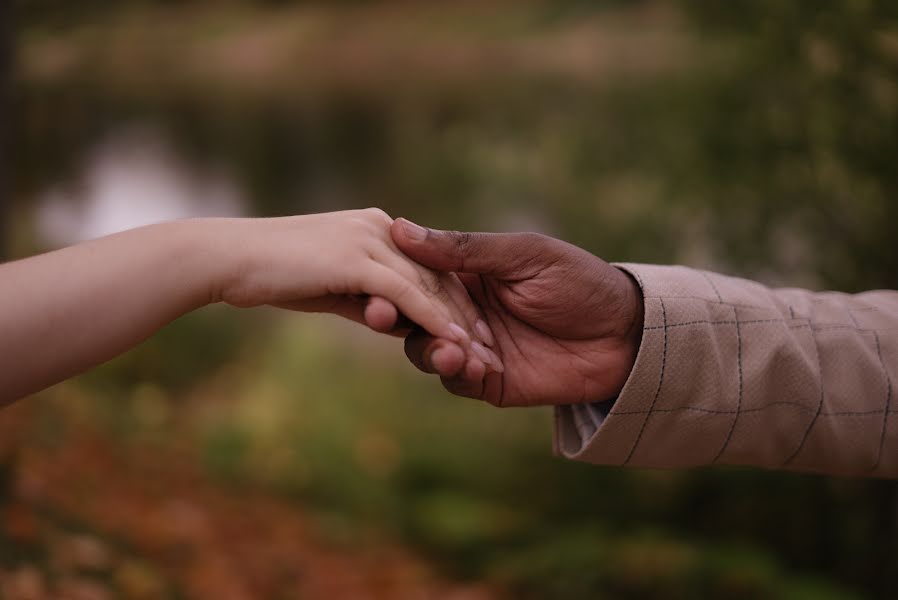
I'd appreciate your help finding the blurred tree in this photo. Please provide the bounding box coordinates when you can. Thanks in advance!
[0,0,11,565]
[0,0,9,257]
[681,0,898,291]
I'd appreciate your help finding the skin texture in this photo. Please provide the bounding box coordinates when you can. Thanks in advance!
[387,219,645,408]
[0,209,490,405]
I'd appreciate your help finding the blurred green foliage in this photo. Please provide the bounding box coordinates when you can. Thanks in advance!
[6,0,898,598]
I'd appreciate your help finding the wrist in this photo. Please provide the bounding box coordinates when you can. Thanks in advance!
[157,218,244,307]
[620,269,644,354]
[608,267,644,398]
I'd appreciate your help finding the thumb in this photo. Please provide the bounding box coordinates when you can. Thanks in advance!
[391,218,552,278]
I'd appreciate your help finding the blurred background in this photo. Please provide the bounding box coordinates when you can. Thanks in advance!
[2,0,897,598]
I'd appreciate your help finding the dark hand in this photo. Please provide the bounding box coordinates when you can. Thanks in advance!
[390,219,644,407]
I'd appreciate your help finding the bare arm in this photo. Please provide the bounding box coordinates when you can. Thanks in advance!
[0,220,219,403]
[0,210,489,406]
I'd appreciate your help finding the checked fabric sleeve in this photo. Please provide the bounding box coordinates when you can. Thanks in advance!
[554,264,898,478]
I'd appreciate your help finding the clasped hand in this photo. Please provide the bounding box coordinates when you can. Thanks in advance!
[351,217,645,408]
[222,209,645,408]
[0,208,642,408]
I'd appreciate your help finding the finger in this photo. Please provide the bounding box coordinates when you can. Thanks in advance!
[398,261,491,344]
[364,296,399,333]
[404,331,466,377]
[463,356,487,381]
[379,250,458,321]
[440,358,486,400]
[276,295,408,337]
[372,244,489,346]
[385,262,503,371]
[438,272,496,347]
[391,218,557,279]
[402,268,501,369]
[361,262,460,342]
[364,297,415,337]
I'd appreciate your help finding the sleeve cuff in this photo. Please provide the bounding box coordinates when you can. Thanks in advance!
[553,263,666,464]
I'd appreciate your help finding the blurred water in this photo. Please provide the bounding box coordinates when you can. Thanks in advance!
[35,127,246,247]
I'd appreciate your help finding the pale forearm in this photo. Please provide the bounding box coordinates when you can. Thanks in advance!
[0,220,226,404]
[0,210,479,405]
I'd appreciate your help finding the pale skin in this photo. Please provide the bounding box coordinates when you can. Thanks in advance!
[0,209,497,406]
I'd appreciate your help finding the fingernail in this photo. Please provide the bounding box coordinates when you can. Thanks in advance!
[448,323,470,343]
[474,320,495,346]
[470,341,492,364]
[400,218,428,241]
[485,348,505,373]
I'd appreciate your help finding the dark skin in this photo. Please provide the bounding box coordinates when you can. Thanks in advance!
[363,219,645,408]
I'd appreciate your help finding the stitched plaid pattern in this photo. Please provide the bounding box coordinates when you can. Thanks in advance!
[555,264,898,478]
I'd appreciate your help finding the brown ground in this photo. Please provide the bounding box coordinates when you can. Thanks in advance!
[0,403,500,600]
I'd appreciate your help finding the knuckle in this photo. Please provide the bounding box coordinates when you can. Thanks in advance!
[392,277,416,301]
[517,231,551,250]
[362,207,392,224]
[416,269,445,299]
[450,230,474,254]
[447,231,477,271]
[354,208,393,241]
[347,214,372,233]
[510,232,562,273]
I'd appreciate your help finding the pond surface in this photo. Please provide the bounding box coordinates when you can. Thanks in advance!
[35,127,246,247]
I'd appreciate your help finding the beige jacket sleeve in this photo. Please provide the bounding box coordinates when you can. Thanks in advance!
[555,264,898,478]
